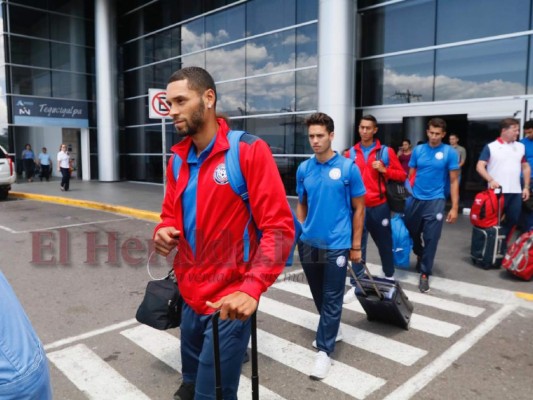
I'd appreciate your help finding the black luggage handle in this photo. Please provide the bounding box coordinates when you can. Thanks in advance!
[211,310,259,400]
[347,260,385,300]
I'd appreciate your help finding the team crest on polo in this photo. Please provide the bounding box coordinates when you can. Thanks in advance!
[336,255,347,267]
[435,152,444,160]
[213,163,228,185]
[329,168,341,180]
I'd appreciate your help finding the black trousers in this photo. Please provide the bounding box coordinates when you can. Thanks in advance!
[60,167,70,191]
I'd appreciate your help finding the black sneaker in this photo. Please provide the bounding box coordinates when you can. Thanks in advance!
[419,274,430,293]
[174,382,195,400]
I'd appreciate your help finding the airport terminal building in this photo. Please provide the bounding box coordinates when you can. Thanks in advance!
[1,0,532,198]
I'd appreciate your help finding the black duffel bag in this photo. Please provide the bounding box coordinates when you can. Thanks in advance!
[136,268,182,330]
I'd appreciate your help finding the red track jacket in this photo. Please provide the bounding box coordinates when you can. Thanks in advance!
[155,119,295,315]
[345,140,407,207]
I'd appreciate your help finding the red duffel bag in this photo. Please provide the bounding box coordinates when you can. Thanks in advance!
[502,230,533,281]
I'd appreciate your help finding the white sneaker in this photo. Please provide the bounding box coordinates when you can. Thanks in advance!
[310,351,331,380]
[343,287,356,304]
[379,273,395,282]
[312,327,344,349]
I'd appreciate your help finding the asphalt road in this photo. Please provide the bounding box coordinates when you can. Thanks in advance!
[1,198,533,400]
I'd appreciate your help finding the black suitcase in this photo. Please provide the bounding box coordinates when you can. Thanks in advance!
[212,310,259,400]
[470,188,505,269]
[348,262,413,330]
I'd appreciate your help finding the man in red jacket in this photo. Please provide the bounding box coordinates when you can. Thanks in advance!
[343,115,406,303]
[153,67,295,400]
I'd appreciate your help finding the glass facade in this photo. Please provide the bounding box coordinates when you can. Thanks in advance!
[2,0,95,174]
[359,0,533,107]
[118,0,318,193]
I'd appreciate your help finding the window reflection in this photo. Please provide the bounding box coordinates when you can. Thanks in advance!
[435,38,528,101]
[437,0,530,45]
[12,67,52,96]
[216,80,245,117]
[296,68,317,111]
[205,4,245,46]
[360,0,435,57]
[246,71,295,114]
[206,43,245,81]
[246,0,295,36]
[296,25,317,68]
[246,31,296,76]
[360,51,434,106]
[182,18,205,55]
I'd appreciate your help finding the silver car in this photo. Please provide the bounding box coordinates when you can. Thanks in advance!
[0,145,16,200]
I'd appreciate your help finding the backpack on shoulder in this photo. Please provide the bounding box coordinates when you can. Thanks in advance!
[171,130,301,266]
[470,189,504,228]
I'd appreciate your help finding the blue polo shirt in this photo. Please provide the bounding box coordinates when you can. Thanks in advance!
[409,143,459,200]
[182,136,216,256]
[521,136,533,171]
[296,153,365,249]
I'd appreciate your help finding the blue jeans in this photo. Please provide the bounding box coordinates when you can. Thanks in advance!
[352,202,395,281]
[403,198,446,276]
[298,242,348,355]
[180,302,251,400]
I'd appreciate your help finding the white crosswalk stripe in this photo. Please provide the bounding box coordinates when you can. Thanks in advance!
[274,280,461,337]
[120,324,285,400]
[259,296,427,366]
[47,343,151,400]
[255,329,386,398]
[46,273,505,399]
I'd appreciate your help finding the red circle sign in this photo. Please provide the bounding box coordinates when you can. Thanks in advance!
[151,91,170,117]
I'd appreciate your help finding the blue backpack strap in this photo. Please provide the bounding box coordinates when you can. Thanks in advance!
[341,159,353,215]
[172,154,182,181]
[225,130,255,262]
[380,145,389,166]
[349,147,356,161]
[225,130,248,200]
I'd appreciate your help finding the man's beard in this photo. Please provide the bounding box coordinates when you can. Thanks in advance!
[176,100,206,138]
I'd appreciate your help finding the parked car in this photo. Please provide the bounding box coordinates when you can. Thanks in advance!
[0,145,16,200]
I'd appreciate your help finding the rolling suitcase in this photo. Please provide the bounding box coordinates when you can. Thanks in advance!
[470,188,505,269]
[212,310,259,400]
[348,262,413,330]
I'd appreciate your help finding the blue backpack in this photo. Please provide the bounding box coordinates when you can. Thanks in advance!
[172,130,301,266]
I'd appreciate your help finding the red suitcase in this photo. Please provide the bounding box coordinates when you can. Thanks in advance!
[502,230,533,281]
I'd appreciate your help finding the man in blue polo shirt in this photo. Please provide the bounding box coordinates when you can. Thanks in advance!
[296,112,366,380]
[521,120,533,230]
[404,117,460,293]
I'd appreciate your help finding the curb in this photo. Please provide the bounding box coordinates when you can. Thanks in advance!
[515,291,533,302]
[10,192,161,222]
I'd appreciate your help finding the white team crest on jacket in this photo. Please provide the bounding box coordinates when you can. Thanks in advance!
[213,163,229,185]
[435,152,444,160]
[336,255,347,267]
[329,168,341,180]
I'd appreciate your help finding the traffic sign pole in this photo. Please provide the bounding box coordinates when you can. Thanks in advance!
[148,88,171,193]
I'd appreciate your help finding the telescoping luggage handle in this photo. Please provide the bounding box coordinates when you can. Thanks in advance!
[212,310,259,400]
[347,260,385,301]
[493,187,503,226]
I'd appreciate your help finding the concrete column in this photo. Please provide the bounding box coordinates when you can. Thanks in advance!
[95,0,119,181]
[80,128,91,180]
[317,0,356,152]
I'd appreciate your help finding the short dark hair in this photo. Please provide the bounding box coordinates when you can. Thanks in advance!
[168,66,217,105]
[428,117,446,131]
[501,117,519,131]
[360,114,378,126]
[402,138,411,145]
[524,119,533,130]
[449,133,459,139]
[305,112,334,133]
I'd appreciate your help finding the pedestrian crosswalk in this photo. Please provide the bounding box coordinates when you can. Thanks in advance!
[47,271,501,400]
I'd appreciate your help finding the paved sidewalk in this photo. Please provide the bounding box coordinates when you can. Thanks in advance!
[10,179,165,221]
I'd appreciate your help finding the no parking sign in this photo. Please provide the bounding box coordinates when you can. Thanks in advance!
[148,89,172,119]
